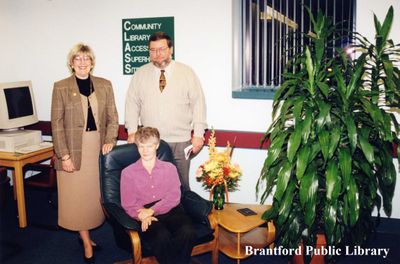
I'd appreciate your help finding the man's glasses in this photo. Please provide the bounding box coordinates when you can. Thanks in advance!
[149,47,169,54]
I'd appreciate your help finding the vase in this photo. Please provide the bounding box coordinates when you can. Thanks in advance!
[212,185,225,210]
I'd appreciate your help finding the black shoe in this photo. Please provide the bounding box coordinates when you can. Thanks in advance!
[83,254,95,264]
[78,237,102,252]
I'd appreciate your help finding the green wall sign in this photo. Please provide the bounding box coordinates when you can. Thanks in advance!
[122,16,174,75]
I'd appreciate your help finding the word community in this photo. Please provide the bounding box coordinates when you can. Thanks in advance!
[245,245,390,259]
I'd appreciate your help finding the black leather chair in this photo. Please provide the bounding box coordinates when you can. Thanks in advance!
[99,141,218,264]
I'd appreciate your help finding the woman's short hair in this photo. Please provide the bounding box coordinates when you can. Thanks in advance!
[67,43,96,73]
[135,127,160,144]
[149,32,173,48]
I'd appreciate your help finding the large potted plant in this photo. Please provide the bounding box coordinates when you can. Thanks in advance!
[257,6,400,262]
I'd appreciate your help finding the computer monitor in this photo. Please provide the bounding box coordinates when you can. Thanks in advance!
[0,81,39,130]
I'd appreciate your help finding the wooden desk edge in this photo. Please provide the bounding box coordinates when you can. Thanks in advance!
[0,147,54,161]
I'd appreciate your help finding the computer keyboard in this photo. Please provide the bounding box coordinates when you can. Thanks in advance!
[16,142,53,154]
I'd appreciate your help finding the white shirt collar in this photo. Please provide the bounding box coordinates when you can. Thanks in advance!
[152,60,175,76]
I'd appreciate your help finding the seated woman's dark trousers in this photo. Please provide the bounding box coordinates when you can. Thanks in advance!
[140,204,196,264]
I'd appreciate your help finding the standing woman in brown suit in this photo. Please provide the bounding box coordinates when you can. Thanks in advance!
[51,43,119,263]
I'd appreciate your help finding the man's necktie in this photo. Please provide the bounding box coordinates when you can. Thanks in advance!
[159,70,166,92]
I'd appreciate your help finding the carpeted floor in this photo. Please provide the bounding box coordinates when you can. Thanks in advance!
[1,186,400,264]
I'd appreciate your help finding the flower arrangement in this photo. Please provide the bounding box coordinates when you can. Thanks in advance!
[196,130,242,208]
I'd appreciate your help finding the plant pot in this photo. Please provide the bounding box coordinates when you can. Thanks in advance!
[291,234,326,264]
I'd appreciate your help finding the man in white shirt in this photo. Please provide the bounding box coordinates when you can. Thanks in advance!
[125,32,207,191]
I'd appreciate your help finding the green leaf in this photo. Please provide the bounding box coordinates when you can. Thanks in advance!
[343,194,349,226]
[309,141,321,161]
[383,60,394,81]
[293,97,305,124]
[316,100,331,129]
[318,129,330,161]
[346,54,366,99]
[300,165,318,227]
[379,6,394,47]
[280,97,296,126]
[280,207,302,249]
[261,206,277,221]
[276,181,296,227]
[259,162,283,202]
[381,113,394,141]
[305,46,315,95]
[302,108,313,143]
[317,81,329,98]
[339,148,352,186]
[287,123,303,162]
[296,144,311,180]
[315,38,325,71]
[264,132,287,168]
[347,178,360,226]
[359,134,375,164]
[344,114,357,153]
[316,100,331,130]
[326,160,340,200]
[333,65,346,102]
[275,161,293,202]
[328,126,341,159]
[380,147,396,186]
[285,211,301,246]
[373,13,382,35]
[324,201,338,240]
[361,98,384,126]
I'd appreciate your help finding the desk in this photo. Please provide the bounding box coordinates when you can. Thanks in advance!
[213,203,275,263]
[0,147,54,228]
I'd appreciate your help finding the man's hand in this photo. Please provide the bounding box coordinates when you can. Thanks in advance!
[141,216,158,232]
[191,136,204,154]
[137,208,154,221]
[127,133,136,144]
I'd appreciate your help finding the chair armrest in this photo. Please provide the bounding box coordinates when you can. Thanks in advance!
[102,202,141,231]
[127,230,143,264]
[181,190,212,227]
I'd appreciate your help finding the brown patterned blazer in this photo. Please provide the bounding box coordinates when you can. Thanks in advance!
[51,75,119,170]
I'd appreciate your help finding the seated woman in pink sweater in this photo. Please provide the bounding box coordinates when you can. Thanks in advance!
[120,127,196,264]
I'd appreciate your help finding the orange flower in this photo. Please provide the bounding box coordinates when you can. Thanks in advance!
[196,129,242,192]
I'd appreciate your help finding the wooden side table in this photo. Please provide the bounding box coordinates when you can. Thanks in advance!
[213,203,275,263]
[0,147,54,228]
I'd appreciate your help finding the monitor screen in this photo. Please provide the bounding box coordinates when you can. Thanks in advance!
[0,81,38,130]
[4,87,34,119]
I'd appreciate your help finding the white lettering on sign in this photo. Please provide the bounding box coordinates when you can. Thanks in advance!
[123,32,151,42]
[124,53,150,63]
[123,21,162,31]
[124,43,148,52]
[124,64,137,74]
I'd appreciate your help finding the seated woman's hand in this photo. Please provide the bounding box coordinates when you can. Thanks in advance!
[137,208,154,221]
[141,216,158,232]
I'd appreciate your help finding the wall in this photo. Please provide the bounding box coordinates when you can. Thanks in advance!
[0,0,399,218]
